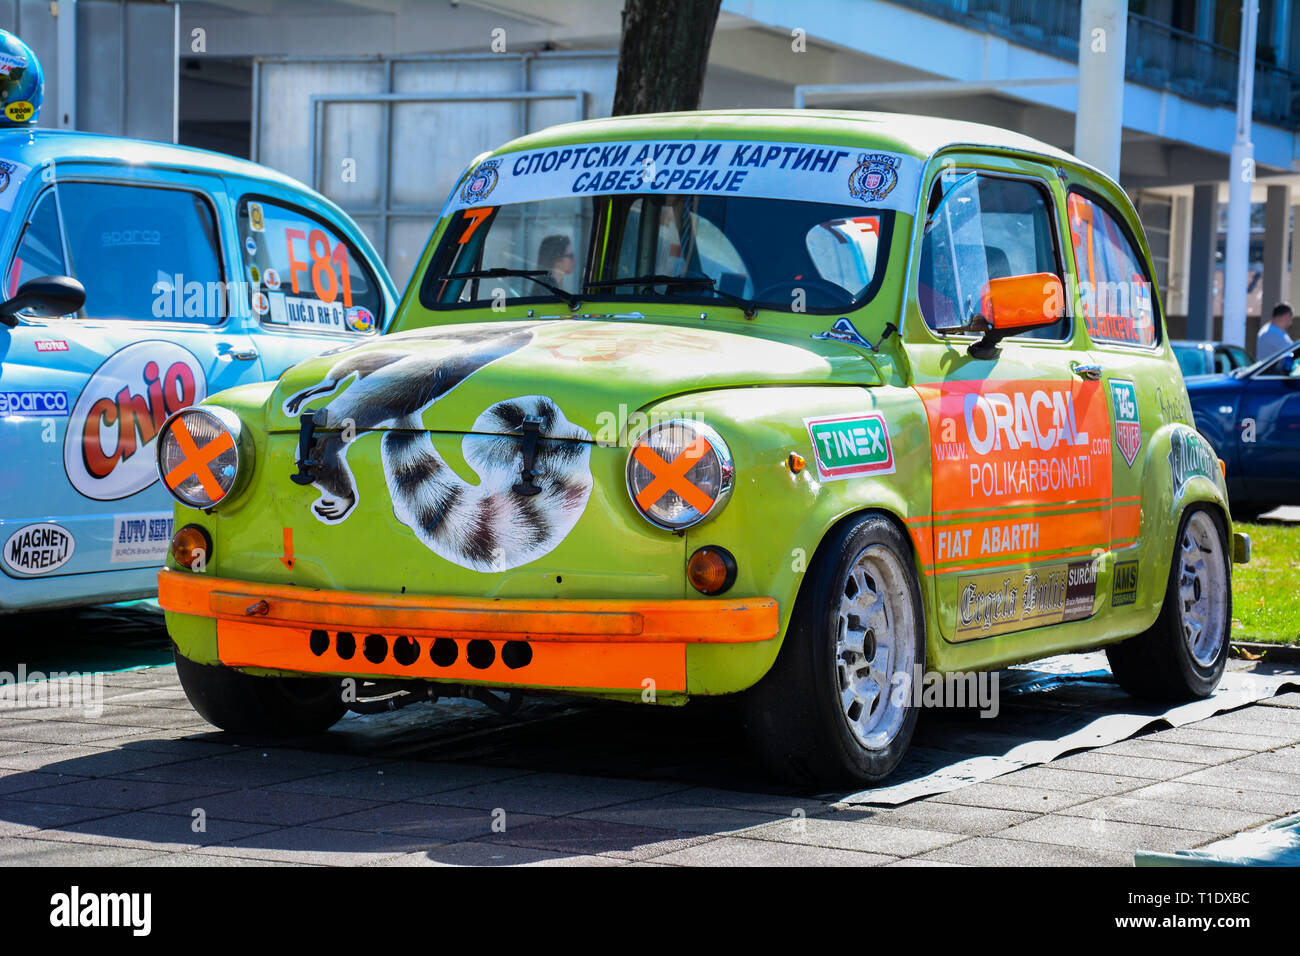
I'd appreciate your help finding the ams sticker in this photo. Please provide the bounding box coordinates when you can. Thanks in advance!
[63,342,208,501]
[1112,560,1139,606]
[1110,379,1141,467]
[803,412,895,480]
[3,523,75,577]
[955,559,1098,641]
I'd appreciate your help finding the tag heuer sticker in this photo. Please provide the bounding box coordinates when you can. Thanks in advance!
[804,412,895,480]
[1110,379,1141,467]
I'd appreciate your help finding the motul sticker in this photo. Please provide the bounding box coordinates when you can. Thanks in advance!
[1110,379,1141,467]
[3,523,75,577]
[804,412,895,480]
[34,340,69,352]
[63,342,207,501]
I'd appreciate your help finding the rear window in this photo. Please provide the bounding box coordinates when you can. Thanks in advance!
[1067,191,1159,347]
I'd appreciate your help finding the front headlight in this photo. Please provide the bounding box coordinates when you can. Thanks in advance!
[156,407,249,509]
[626,420,733,531]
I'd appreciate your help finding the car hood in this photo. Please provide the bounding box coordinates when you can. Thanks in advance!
[265,318,882,437]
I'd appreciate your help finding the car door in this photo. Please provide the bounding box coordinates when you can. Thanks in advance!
[908,158,1112,645]
[222,186,392,376]
[1063,189,1163,574]
[1,169,266,583]
[1238,341,1300,502]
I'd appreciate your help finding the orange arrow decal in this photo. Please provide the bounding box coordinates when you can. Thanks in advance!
[281,527,295,569]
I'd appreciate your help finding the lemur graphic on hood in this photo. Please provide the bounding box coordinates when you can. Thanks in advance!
[282,324,593,572]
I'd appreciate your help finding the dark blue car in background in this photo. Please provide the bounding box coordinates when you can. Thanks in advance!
[1187,340,1300,520]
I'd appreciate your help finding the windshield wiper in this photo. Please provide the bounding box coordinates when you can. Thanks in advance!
[585,274,758,318]
[439,268,580,310]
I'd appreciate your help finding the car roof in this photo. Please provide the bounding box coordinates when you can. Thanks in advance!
[0,128,309,192]
[489,109,1084,169]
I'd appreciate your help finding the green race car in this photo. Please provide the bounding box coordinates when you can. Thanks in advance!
[154,110,1249,786]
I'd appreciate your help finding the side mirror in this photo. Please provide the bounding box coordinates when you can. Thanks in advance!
[968,272,1064,359]
[0,275,87,328]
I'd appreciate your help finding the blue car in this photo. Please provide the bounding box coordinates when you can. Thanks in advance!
[0,130,397,612]
[1186,339,1300,520]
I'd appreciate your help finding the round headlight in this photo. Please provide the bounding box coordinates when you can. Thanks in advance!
[157,407,247,509]
[626,420,733,531]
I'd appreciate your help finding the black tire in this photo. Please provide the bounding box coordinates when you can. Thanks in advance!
[173,646,348,736]
[1106,507,1231,701]
[740,513,925,787]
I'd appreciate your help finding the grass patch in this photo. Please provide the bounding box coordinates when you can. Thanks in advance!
[1231,519,1300,645]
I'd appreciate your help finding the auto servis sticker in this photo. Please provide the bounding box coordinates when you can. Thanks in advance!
[446,139,922,214]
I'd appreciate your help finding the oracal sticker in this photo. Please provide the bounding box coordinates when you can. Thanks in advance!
[955,558,1098,641]
[804,412,895,480]
[3,523,75,577]
[1110,379,1141,467]
[269,292,344,330]
[110,512,174,565]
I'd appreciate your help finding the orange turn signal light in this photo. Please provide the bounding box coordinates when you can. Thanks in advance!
[687,546,737,595]
[1218,458,1227,476]
[171,524,212,571]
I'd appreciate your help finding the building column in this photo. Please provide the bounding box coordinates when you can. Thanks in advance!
[1262,183,1291,318]
[1074,0,1128,181]
[1186,183,1219,341]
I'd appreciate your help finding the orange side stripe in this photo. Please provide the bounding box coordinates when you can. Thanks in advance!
[159,570,778,644]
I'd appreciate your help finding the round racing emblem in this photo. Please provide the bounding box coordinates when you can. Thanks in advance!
[848,152,901,204]
[460,158,501,205]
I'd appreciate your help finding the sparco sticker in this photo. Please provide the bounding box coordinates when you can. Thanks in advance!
[3,523,75,577]
[63,342,207,501]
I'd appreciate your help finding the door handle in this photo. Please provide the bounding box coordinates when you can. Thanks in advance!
[220,345,259,361]
[1070,361,1102,380]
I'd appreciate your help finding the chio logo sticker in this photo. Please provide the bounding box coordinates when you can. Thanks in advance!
[63,342,207,500]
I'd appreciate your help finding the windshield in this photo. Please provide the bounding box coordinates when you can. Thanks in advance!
[423,194,895,314]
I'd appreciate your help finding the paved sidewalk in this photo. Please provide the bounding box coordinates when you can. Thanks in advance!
[0,666,1298,866]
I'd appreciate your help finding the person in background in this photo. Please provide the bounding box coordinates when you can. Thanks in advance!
[1257,302,1293,362]
[538,235,575,290]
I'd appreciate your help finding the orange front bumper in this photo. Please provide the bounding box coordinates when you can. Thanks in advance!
[158,569,779,692]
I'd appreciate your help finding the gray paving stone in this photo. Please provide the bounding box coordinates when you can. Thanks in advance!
[739,814,964,857]
[20,777,229,810]
[0,770,87,796]
[372,842,623,867]
[991,813,1218,854]
[1057,795,1275,833]
[659,786,833,816]
[1048,750,1202,779]
[266,763,523,802]
[1147,726,1299,750]
[840,800,1036,837]
[194,825,435,865]
[315,802,549,843]
[929,781,1094,813]
[1259,691,1300,709]
[0,836,166,866]
[111,751,371,789]
[152,789,378,827]
[573,797,784,835]
[1179,764,1300,796]
[993,765,1151,795]
[916,835,1131,867]
[0,797,114,835]
[408,781,639,816]
[0,721,130,744]
[478,815,716,861]
[511,771,692,800]
[127,852,311,866]
[1097,737,1253,765]
[884,857,969,867]
[1229,747,1300,775]
[1192,708,1300,735]
[1125,780,1300,817]
[651,835,896,866]
[34,811,278,851]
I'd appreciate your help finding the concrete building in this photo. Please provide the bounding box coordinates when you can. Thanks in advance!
[4,0,1298,346]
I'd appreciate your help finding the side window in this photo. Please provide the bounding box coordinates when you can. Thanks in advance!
[238,197,384,335]
[918,174,1067,340]
[7,189,67,297]
[1067,192,1158,347]
[56,182,224,323]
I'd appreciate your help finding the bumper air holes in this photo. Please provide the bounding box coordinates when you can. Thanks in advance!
[309,629,329,656]
[430,638,458,667]
[363,633,388,664]
[502,641,533,669]
[335,631,356,660]
[393,636,419,666]
[466,640,495,669]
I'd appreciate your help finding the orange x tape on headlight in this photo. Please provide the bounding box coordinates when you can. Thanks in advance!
[156,407,249,510]
[626,420,733,531]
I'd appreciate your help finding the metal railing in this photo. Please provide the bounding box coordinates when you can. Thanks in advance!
[891,0,1300,128]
